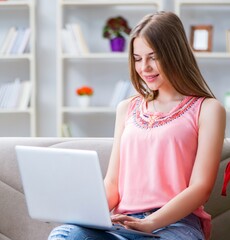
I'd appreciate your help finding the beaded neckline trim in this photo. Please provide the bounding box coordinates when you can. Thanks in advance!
[133,96,199,129]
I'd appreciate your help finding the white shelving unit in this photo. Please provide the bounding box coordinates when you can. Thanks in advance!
[175,0,230,136]
[0,0,36,136]
[57,0,163,137]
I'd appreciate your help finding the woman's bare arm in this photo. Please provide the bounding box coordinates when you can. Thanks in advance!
[104,98,131,211]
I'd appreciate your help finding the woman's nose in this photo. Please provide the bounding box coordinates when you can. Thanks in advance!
[142,62,151,71]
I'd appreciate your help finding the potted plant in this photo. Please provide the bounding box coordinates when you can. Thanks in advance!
[103,16,132,52]
[76,85,94,107]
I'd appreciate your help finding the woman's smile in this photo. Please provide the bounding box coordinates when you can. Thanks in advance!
[143,74,160,83]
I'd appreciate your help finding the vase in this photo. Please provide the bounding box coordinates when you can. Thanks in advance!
[110,37,125,52]
[78,96,91,108]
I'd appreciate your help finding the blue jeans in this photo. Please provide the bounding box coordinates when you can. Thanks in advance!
[48,211,204,240]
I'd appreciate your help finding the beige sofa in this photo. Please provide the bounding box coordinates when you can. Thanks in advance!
[0,137,229,240]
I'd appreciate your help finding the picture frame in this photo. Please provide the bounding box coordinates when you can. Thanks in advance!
[190,25,213,52]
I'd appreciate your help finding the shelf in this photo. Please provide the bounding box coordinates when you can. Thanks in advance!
[194,52,230,58]
[63,52,230,60]
[62,52,128,60]
[0,54,32,61]
[175,0,230,14]
[62,106,116,114]
[0,108,31,114]
[0,1,31,7]
[176,0,230,5]
[61,0,163,7]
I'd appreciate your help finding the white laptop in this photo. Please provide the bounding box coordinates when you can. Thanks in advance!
[15,145,159,238]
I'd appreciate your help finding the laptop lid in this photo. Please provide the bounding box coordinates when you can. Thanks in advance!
[15,146,112,228]
[15,145,159,238]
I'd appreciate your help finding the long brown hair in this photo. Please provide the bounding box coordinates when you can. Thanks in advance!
[129,11,215,100]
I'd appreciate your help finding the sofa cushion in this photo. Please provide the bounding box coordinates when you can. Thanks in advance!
[0,233,11,240]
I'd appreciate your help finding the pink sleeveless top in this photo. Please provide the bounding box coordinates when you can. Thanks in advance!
[113,95,211,239]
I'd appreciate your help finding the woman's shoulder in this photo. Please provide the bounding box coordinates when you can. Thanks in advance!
[200,97,226,123]
[202,97,225,113]
[116,94,141,113]
[114,95,142,122]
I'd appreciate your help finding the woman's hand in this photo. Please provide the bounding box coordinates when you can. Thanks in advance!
[111,214,154,233]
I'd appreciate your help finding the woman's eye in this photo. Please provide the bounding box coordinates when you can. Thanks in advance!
[134,58,141,62]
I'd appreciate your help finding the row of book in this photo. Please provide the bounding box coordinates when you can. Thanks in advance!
[61,23,89,55]
[0,79,31,109]
[0,27,31,55]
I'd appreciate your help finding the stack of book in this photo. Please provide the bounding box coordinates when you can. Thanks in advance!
[226,30,230,52]
[0,27,31,55]
[61,23,89,55]
[61,123,72,137]
[0,79,31,109]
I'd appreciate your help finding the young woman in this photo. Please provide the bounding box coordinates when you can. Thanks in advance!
[48,11,226,240]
